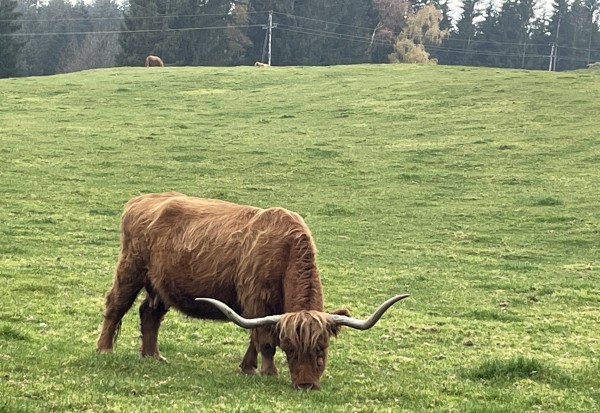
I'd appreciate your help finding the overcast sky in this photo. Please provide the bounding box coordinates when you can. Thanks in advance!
[446,0,556,22]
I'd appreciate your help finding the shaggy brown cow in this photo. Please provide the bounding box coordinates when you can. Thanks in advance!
[145,55,164,67]
[96,192,408,389]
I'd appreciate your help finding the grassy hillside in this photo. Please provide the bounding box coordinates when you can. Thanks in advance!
[0,64,599,412]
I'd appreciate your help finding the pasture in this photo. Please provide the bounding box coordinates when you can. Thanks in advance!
[0,64,599,412]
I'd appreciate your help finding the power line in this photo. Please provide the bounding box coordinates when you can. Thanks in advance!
[272,11,375,33]
[277,24,385,45]
[2,9,599,60]
[426,44,549,59]
[0,24,264,38]
[0,10,269,24]
[8,9,599,54]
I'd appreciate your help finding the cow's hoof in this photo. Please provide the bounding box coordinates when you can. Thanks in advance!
[240,366,257,375]
[96,347,113,354]
[261,366,278,376]
[141,352,167,362]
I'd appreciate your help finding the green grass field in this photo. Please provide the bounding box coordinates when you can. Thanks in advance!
[1,64,599,412]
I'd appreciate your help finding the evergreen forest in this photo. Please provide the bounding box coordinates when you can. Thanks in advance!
[0,0,599,77]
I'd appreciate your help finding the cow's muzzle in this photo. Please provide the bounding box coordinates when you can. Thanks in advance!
[294,382,320,390]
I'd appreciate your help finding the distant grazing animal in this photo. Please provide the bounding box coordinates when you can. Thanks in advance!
[96,192,408,389]
[587,62,600,70]
[254,61,269,67]
[145,55,164,67]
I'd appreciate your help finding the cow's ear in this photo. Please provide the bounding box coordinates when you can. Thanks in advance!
[331,308,351,318]
[328,308,351,337]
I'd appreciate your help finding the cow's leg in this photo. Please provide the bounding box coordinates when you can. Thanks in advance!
[240,329,278,376]
[240,340,258,374]
[139,294,169,360]
[260,342,278,376]
[238,288,279,375]
[242,328,277,376]
[96,256,145,353]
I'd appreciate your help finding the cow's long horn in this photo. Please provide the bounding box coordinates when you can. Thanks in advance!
[330,294,409,330]
[195,298,282,329]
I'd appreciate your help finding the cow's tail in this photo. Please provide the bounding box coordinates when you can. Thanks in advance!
[113,320,122,346]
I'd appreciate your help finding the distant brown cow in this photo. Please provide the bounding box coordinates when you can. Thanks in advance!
[145,55,164,67]
[96,192,408,389]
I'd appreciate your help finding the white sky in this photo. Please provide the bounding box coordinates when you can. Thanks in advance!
[446,0,556,22]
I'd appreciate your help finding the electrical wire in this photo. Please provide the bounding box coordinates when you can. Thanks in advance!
[0,24,264,38]
[0,10,269,24]
[2,8,599,58]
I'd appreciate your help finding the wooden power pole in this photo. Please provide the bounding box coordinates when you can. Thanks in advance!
[262,11,277,66]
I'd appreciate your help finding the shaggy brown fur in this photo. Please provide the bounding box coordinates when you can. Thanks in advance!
[145,55,164,67]
[96,192,341,388]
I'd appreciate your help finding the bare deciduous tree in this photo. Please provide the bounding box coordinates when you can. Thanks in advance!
[388,4,448,64]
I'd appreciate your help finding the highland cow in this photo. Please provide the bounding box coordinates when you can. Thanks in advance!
[96,192,408,389]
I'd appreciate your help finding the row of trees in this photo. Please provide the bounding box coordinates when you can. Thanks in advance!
[440,0,600,70]
[0,0,599,78]
[2,0,122,77]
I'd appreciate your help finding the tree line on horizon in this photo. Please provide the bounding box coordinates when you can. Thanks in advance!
[0,0,599,78]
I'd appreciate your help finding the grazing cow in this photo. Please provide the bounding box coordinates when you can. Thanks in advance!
[145,55,164,67]
[96,192,408,389]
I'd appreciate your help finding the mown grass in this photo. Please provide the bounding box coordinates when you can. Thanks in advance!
[0,64,599,412]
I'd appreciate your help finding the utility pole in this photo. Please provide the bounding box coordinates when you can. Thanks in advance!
[549,43,555,71]
[588,29,593,64]
[553,14,562,71]
[262,11,277,66]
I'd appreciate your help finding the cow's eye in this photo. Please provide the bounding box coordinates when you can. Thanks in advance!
[283,348,296,360]
[280,338,292,352]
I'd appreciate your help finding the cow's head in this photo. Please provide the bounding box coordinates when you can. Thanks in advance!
[195,294,409,390]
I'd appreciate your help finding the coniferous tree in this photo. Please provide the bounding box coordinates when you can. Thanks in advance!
[244,0,377,66]
[63,0,122,72]
[515,0,536,67]
[474,2,502,67]
[164,0,249,66]
[328,0,379,64]
[490,0,536,68]
[438,0,481,66]
[569,0,600,66]
[581,0,600,64]
[0,0,24,77]
[528,13,554,70]
[118,0,251,67]
[296,0,376,65]
[435,0,453,32]
[548,0,571,69]
[19,0,93,76]
[117,0,166,66]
